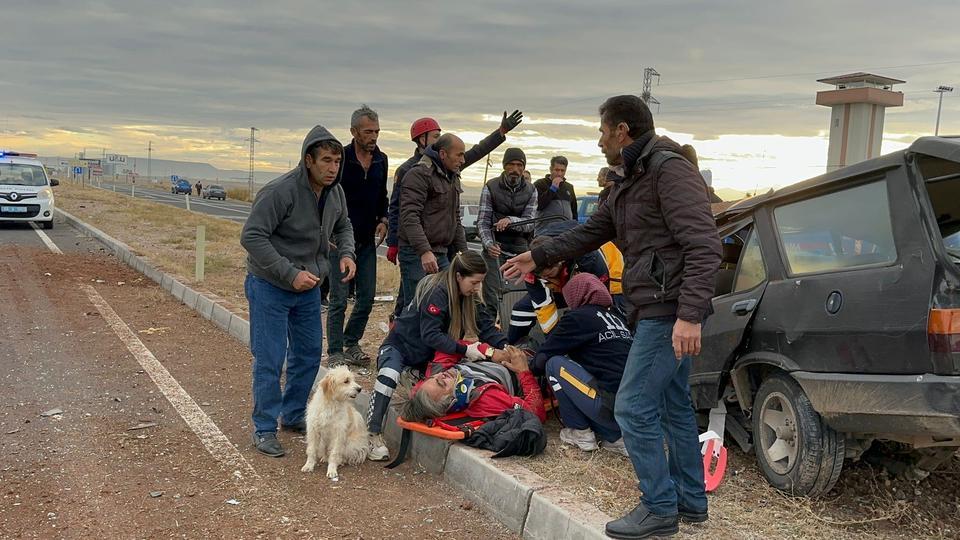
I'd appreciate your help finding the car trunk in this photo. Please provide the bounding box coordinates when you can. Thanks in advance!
[916,154,960,374]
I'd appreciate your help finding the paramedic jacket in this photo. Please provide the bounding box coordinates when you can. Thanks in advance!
[530,304,631,395]
[384,282,508,367]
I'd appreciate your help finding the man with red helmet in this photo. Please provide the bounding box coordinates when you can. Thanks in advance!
[385,110,523,317]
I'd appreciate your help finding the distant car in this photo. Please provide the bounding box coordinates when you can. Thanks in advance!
[693,136,960,497]
[461,204,480,242]
[171,179,192,194]
[577,195,600,224]
[201,184,226,200]
[0,150,58,229]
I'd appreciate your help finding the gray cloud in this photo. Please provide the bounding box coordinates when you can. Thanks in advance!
[3,0,960,181]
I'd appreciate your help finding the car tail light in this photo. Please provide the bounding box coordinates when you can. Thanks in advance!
[929,309,960,373]
[929,308,960,336]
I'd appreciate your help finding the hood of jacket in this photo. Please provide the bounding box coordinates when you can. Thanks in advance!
[297,125,344,192]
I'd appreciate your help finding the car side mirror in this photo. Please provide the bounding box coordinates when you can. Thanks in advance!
[49,178,60,186]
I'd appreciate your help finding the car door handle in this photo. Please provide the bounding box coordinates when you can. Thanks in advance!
[731,299,757,316]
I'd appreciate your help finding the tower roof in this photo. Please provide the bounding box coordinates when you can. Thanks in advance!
[817,72,905,86]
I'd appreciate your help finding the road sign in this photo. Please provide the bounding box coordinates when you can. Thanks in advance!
[91,166,103,176]
[73,167,82,175]
[106,154,127,164]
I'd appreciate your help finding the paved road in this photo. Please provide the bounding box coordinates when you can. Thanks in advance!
[0,217,514,538]
[93,180,486,257]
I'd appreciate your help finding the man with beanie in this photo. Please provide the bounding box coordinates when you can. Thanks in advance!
[528,273,630,455]
[503,95,721,538]
[476,147,537,321]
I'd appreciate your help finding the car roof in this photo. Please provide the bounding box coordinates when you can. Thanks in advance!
[715,136,960,224]
[0,156,44,166]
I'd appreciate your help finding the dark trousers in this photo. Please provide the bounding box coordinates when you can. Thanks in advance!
[546,355,622,442]
[326,242,376,353]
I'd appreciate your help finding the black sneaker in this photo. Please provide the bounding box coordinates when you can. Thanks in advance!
[605,503,678,539]
[678,505,708,524]
[252,432,284,457]
[345,345,371,365]
[280,421,307,435]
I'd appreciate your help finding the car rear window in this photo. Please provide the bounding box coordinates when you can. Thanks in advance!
[917,156,960,263]
[774,180,897,275]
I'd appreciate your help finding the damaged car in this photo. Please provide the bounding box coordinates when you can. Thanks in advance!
[694,136,960,496]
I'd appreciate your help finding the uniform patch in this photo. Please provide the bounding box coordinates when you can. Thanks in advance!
[428,304,442,315]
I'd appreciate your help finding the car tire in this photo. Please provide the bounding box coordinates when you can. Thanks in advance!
[752,373,844,497]
[42,220,53,230]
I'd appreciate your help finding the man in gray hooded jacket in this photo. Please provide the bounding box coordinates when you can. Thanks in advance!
[241,125,357,457]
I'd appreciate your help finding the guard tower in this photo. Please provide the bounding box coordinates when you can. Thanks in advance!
[816,72,904,170]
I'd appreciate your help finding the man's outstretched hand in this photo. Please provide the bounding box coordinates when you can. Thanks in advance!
[501,251,536,280]
[499,110,523,135]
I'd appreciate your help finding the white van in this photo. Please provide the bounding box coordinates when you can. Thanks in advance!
[0,151,58,229]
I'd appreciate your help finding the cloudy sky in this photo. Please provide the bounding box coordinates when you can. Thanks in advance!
[2,0,959,194]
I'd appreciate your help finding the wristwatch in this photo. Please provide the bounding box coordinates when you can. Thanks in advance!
[484,346,495,360]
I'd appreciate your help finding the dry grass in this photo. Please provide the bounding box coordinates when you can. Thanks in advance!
[519,420,960,539]
[56,182,400,313]
[226,187,253,202]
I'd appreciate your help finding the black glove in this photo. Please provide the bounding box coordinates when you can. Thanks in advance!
[500,110,523,134]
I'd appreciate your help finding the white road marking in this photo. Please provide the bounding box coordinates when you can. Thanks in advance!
[30,223,63,254]
[80,284,260,480]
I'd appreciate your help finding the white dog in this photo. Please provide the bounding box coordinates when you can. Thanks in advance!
[300,366,370,480]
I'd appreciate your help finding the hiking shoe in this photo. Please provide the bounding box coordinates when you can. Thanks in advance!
[327,351,359,368]
[605,503,678,539]
[559,427,599,451]
[368,433,389,461]
[601,437,630,457]
[280,421,307,435]
[345,345,372,365]
[252,432,285,458]
[678,505,708,524]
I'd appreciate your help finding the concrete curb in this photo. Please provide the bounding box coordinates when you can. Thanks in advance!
[56,208,613,539]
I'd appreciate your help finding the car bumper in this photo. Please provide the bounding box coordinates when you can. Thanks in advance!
[792,371,960,437]
[0,199,54,221]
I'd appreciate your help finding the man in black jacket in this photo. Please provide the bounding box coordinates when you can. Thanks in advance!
[326,105,389,368]
[503,95,721,539]
[533,155,577,233]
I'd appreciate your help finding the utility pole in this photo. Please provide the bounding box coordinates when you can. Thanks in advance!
[248,127,259,196]
[934,85,954,136]
[147,140,152,181]
[642,67,661,112]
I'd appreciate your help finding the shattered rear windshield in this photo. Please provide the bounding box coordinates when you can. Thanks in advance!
[917,156,960,262]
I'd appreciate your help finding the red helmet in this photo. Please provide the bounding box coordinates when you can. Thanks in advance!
[410,117,441,141]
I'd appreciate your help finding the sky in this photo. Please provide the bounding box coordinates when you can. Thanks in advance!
[2,0,960,195]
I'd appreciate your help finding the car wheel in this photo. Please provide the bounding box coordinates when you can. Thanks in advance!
[42,220,54,230]
[752,373,844,497]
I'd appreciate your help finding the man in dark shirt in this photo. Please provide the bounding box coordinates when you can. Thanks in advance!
[326,105,389,368]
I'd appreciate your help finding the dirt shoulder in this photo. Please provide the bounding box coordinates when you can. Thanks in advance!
[0,242,513,539]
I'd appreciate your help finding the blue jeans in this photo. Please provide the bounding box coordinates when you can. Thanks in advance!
[327,242,376,353]
[398,246,449,312]
[546,356,621,442]
[245,274,323,435]
[615,316,707,516]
